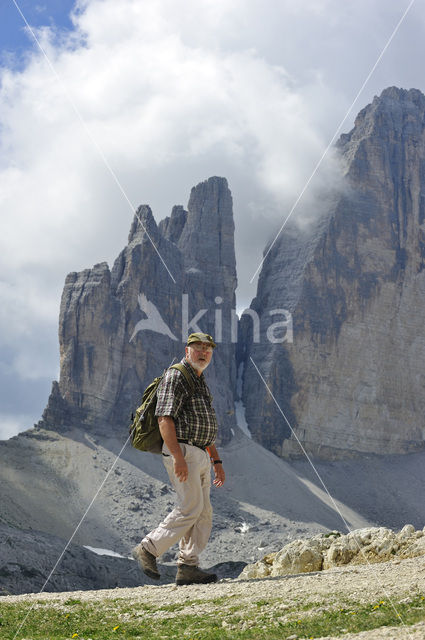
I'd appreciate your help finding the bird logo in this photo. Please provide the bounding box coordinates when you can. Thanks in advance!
[130,293,177,342]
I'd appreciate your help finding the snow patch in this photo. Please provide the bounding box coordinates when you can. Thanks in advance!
[235,362,251,438]
[236,362,244,397]
[235,401,251,438]
[84,546,126,558]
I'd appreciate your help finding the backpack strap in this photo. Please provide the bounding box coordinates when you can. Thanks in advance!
[170,363,195,394]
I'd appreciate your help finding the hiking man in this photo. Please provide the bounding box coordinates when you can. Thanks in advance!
[132,332,226,586]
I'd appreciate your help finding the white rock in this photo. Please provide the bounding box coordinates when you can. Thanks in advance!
[238,525,425,580]
[270,545,322,576]
[398,524,415,539]
[239,560,271,580]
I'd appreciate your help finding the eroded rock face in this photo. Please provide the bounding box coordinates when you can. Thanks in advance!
[39,177,237,443]
[242,87,425,458]
[239,525,425,579]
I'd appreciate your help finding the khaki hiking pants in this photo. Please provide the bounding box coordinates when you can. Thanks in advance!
[142,442,213,566]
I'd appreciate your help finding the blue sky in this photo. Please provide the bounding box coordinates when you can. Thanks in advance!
[0,0,424,439]
[0,1,75,62]
[0,0,78,437]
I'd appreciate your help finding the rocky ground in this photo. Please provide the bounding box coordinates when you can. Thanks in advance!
[2,555,424,639]
[0,521,245,595]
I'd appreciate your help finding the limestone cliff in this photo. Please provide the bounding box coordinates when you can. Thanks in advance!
[40,177,237,444]
[242,87,425,458]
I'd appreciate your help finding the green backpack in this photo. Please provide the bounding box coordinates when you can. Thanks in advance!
[129,363,195,454]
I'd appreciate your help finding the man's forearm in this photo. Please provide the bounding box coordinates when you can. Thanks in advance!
[208,443,221,462]
[208,442,225,487]
[158,416,183,459]
[158,416,188,483]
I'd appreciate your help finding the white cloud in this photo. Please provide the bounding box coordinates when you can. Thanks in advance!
[0,0,334,313]
[0,414,35,440]
[0,0,424,437]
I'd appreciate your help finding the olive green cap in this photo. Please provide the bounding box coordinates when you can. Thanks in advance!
[186,332,216,348]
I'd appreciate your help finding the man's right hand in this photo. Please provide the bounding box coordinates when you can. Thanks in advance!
[158,417,188,482]
[173,454,188,482]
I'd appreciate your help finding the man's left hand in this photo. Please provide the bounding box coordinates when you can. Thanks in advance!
[213,464,225,487]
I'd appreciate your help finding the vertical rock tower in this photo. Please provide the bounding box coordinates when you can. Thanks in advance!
[242,87,425,458]
[40,177,237,444]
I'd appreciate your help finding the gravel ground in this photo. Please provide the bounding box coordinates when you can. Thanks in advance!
[3,556,424,639]
[318,621,425,639]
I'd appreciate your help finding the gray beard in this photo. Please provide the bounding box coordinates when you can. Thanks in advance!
[187,355,209,373]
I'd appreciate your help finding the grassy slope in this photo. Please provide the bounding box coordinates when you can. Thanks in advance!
[1,587,424,639]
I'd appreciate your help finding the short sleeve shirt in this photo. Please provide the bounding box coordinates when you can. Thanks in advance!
[155,358,218,447]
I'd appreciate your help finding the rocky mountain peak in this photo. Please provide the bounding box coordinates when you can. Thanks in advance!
[374,85,425,111]
[241,86,425,459]
[40,177,237,444]
[179,177,236,278]
[158,205,188,244]
[339,87,425,170]
[127,205,159,245]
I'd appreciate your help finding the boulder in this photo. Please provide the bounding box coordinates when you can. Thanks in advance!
[239,524,425,579]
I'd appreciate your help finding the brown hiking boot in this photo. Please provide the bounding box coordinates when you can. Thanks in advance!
[132,544,160,580]
[176,564,218,586]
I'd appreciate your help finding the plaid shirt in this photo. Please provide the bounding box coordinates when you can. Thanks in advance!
[155,358,218,447]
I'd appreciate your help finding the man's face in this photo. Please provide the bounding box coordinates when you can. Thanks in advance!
[185,342,213,373]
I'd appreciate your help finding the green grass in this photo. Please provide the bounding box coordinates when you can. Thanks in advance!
[0,593,424,639]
